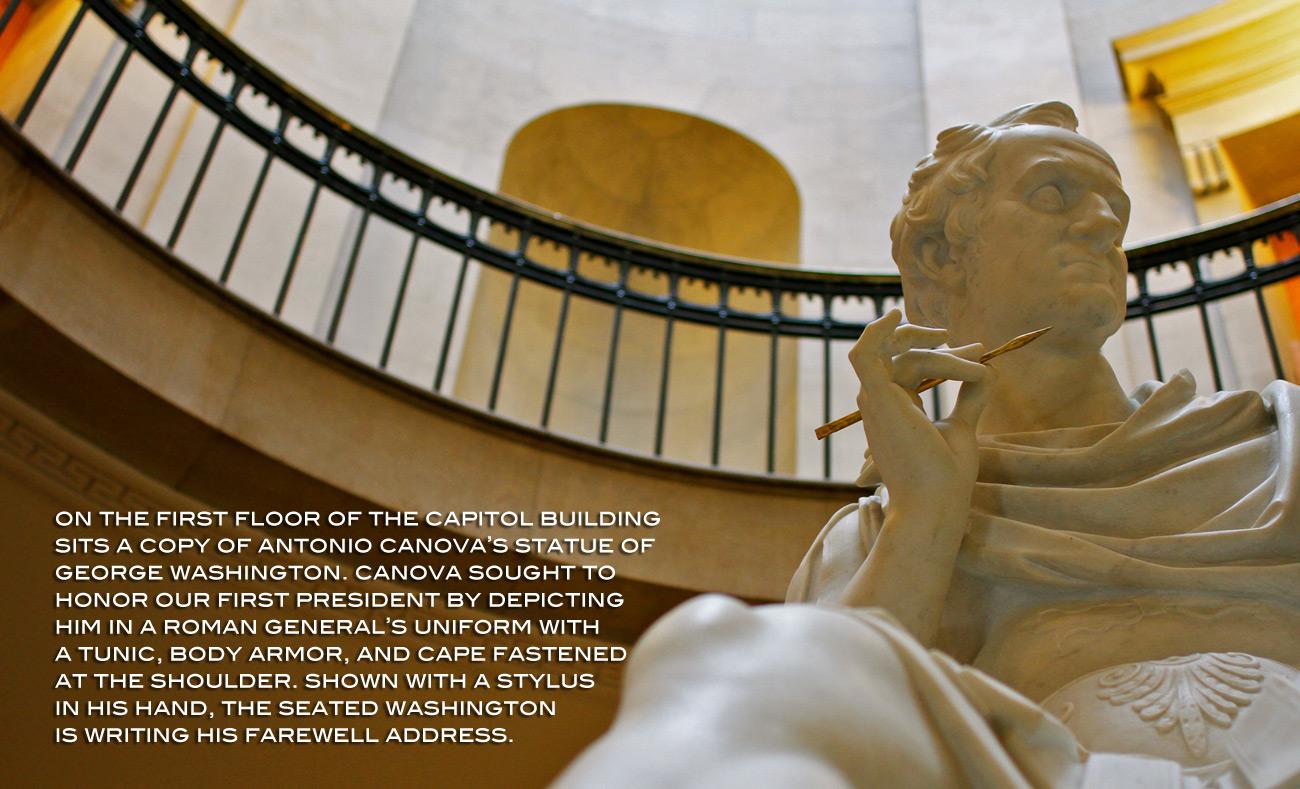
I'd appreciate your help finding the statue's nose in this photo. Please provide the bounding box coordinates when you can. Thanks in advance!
[1068,193,1124,249]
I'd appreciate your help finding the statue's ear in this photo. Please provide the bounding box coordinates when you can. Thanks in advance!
[922,239,965,288]
[917,238,949,279]
[904,239,963,327]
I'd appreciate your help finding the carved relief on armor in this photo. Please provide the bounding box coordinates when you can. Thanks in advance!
[1040,651,1300,769]
[1094,652,1264,758]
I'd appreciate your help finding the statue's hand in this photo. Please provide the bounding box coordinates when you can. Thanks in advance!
[848,308,994,515]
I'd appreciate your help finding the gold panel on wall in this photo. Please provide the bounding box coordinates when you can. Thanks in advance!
[1114,0,1300,200]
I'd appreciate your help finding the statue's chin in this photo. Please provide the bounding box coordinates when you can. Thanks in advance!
[1047,291,1125,348]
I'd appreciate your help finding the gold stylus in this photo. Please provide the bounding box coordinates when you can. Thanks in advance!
[813,326,1052,440]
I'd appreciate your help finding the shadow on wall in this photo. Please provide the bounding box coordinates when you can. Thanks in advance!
[455,103,804,473]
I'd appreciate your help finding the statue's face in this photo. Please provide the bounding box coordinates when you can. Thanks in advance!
[945,125,1130,352]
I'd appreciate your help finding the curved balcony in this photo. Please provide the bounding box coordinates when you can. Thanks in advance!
[3,0,1298,483]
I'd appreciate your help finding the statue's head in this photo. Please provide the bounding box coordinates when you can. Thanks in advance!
[890,101,1131,350]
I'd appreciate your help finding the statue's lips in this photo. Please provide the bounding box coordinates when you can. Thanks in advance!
[1060,259,1115,281]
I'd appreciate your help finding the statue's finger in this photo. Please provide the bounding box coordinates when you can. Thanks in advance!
[860,382,942,447]
[892,349,988,389]
[849,309,904,379]
[887,324,948,355]
[946,342,985,361]
[857,307,903,346]
[947,367,997,429]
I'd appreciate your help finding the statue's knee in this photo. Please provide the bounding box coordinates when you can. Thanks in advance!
[575,599,960,786]
[634,594,756,662]
[628,596,905,704]
[651,593,755,635]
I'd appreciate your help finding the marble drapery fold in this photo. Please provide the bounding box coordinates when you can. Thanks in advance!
[791,372,1300,673]
[557,375,1300,788]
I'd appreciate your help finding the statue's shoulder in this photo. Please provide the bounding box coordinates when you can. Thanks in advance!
[787,497,879,604]
[1262,378,1300,397]
[1258,379,1300,419]
[1136,372,1300,426]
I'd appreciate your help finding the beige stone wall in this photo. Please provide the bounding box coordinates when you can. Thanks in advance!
[373,0,931,272]
[454,104,802,471]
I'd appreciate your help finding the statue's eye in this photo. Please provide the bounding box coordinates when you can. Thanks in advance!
[1029,184,1065,211]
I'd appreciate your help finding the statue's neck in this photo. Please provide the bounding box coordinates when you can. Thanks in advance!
[976,347,1135,434]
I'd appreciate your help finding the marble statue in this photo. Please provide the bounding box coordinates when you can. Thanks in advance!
[554,102,1300,788]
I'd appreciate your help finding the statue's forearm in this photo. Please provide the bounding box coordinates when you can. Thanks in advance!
[837,503,967,646]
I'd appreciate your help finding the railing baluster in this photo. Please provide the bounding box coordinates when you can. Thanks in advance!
[15,2,88,128]
[653,274,678,457]
[433,212,479,392]
[822,294,833,480]
[166,115,225,249]
[325,164,380,344]
[65,25,140,173]
[116,41,196,212]
[274,138,336,316]
[379,190,433,370]
[1189,257,1224,389]
[1136,270,1164,381]
[167,72,243,250]
[0,0,21,39]
[710,283,729,467]
[1241,242,1284,379]
[541,244,579,428]
[766,289,780,474]
[598,259,629,444]
[219,109,286,284]
[488,226,529,412]
[434,258,470,392]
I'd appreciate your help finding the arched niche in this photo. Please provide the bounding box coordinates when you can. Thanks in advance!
[455,103,802,472]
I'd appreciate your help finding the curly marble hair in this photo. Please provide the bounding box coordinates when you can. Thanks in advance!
[890,101,1112,326]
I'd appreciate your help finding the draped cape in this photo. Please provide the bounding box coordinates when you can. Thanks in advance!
[790,372,1300,616]
[562,376,1300,789]
[779,373,1300,786]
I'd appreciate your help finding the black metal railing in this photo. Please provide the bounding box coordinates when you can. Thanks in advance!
[3,0,1299,481]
